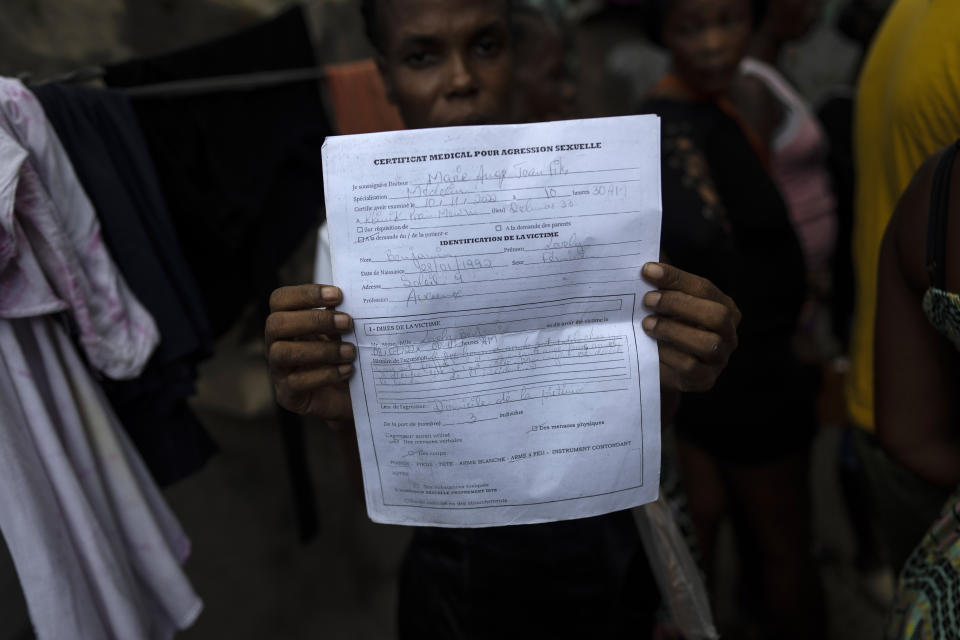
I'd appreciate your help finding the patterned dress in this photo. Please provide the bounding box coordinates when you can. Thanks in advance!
[886,140,960,640]
[888,487,960,639]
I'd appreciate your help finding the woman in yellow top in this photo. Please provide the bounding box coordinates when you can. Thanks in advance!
[849,0,960,432]
[847,0,960,572]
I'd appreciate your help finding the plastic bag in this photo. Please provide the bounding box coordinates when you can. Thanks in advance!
[633,494,719,639]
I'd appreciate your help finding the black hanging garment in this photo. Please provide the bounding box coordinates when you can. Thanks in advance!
[103,6,331,337]
[639,97,814,465]
[33,83,217,486]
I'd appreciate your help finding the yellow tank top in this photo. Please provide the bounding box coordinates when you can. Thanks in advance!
[848,0,960,431]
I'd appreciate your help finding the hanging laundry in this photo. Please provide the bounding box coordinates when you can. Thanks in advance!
[324,58,404,134]
[0,79,202,640]
[0,80,157,377]
[104,6,331,337]
[33,83,217,487]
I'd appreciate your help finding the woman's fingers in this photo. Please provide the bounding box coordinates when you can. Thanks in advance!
[269,284,342,312]
[642,314,729,364]
[641,263,740,393]
[268,340,356,371]
[266,284,351,348]
[283,364,355,394]
[642,262,741,328]
[265,308,353,344]
[647,287,737,332]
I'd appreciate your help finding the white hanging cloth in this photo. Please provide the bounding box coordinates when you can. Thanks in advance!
[0,78,202,639]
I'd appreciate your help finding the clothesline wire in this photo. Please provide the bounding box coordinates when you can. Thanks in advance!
[21,66,328,99]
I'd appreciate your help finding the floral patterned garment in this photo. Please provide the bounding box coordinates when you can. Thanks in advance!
[923,288,960,353]
[886,140,960,640]
[887,486,960,639]
[0,78,158,378]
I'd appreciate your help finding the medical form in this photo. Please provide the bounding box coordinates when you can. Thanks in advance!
[321,115,663,527]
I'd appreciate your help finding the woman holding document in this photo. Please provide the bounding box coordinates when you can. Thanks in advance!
[637,0,825,637]
[266,0,740,636]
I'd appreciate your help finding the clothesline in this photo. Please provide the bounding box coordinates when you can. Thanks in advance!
[23,66,328,99]
[22,58,404,136]
[125,67,327,98]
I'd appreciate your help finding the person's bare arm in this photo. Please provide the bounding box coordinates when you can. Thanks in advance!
[875,152,960,487]
[729,72,785,151]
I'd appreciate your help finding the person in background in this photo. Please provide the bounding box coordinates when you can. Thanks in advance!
[875,141,960,639]
[266,0,741,637]
[728,2,854,605]
[637,0,826,637]
[845,0,960,574]
[731,0,838,365]
[510,0,579,122]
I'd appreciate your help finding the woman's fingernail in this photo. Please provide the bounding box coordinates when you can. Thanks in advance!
[643,263,665,280]
[321,286,340,303]
[338,364,353,378]
[642,316,658,332]
[645,292,662,308]
[334,313,351,330]
[340,343,356,359]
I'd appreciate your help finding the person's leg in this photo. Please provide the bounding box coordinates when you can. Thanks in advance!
[725,450,826,640]
[838,426,885,571]
[675,439,728,584]
[728,499,769,630]
[838,426,897,610]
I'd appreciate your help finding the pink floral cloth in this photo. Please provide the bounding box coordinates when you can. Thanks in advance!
[0,122,67,319]
[0,78,157,379]
[0,78,202,639]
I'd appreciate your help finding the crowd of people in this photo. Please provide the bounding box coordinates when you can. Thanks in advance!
[265,0,960,638]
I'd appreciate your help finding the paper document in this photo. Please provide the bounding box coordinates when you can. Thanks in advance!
[321,115,662,527]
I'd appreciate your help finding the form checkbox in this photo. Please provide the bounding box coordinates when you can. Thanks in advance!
[357,227,364,233]
[495,225,502,232]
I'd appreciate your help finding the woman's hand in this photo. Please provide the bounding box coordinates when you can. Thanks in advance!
[265,284,356,426]
[641,262,741,392]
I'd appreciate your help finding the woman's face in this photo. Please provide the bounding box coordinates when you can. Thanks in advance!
[662,0,753,97]
[376,0,514,129]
